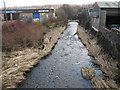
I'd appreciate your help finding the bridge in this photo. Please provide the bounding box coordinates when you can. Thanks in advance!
[0,8,55,21]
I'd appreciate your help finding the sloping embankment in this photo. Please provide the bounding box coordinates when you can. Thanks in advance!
[2,26,65,89]
[77,26,120,88]
[96,26,120,61]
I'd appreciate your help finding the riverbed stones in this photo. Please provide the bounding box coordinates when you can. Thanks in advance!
[81,67,96,80]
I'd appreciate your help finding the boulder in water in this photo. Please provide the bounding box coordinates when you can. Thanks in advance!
[81,67,96,80]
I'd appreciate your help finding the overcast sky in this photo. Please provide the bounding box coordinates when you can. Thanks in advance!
[0,0,119,8]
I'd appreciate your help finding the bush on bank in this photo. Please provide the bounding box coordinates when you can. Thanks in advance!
[2,20,47,52]
[42,18,67,29]
[2,18,67,52]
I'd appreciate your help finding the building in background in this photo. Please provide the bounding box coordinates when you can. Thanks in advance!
[91,2,120,31]
[0,7,55,21]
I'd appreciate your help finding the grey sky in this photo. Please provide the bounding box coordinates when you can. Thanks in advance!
[0,0,119,8]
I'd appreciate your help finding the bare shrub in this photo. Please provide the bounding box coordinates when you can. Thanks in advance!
[77,9,91,29]
[56,4,81,20]
[2,21,47,51]
[42,18,67,29]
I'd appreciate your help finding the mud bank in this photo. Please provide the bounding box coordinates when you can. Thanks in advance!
[2,26,65,89]
[77,26,120,88]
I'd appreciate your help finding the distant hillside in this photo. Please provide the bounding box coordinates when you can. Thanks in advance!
[0,4,81,10]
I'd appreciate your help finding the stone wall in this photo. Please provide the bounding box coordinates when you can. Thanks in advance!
[91,26,120,61]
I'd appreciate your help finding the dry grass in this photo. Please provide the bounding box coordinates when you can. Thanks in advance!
[2,26,65,89]
[77,26,119,88]
[2,18,66,89]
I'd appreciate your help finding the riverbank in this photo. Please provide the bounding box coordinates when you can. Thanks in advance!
[77,26,120,88]
[19,21,95,88]
[2,26,65,89]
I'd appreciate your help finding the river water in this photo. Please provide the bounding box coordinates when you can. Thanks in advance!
[19,21,102,88]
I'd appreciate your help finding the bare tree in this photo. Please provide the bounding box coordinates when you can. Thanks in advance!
[56,4,81,20]
[55,7,67,19]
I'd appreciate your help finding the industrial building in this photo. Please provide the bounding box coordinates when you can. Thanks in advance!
[0,7,55,21]
[91,2,120,31]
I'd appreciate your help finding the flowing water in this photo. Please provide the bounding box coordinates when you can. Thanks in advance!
[19,21,102,88]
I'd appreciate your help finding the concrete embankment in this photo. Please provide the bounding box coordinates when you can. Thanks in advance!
[77,26,120,88]
[2,26,65,89]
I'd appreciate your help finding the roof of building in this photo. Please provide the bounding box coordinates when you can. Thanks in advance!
[96,2,119,8]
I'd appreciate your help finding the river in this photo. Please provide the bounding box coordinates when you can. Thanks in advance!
[19,21,102,88]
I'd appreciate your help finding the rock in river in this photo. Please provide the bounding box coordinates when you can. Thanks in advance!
[81,67,96,80]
